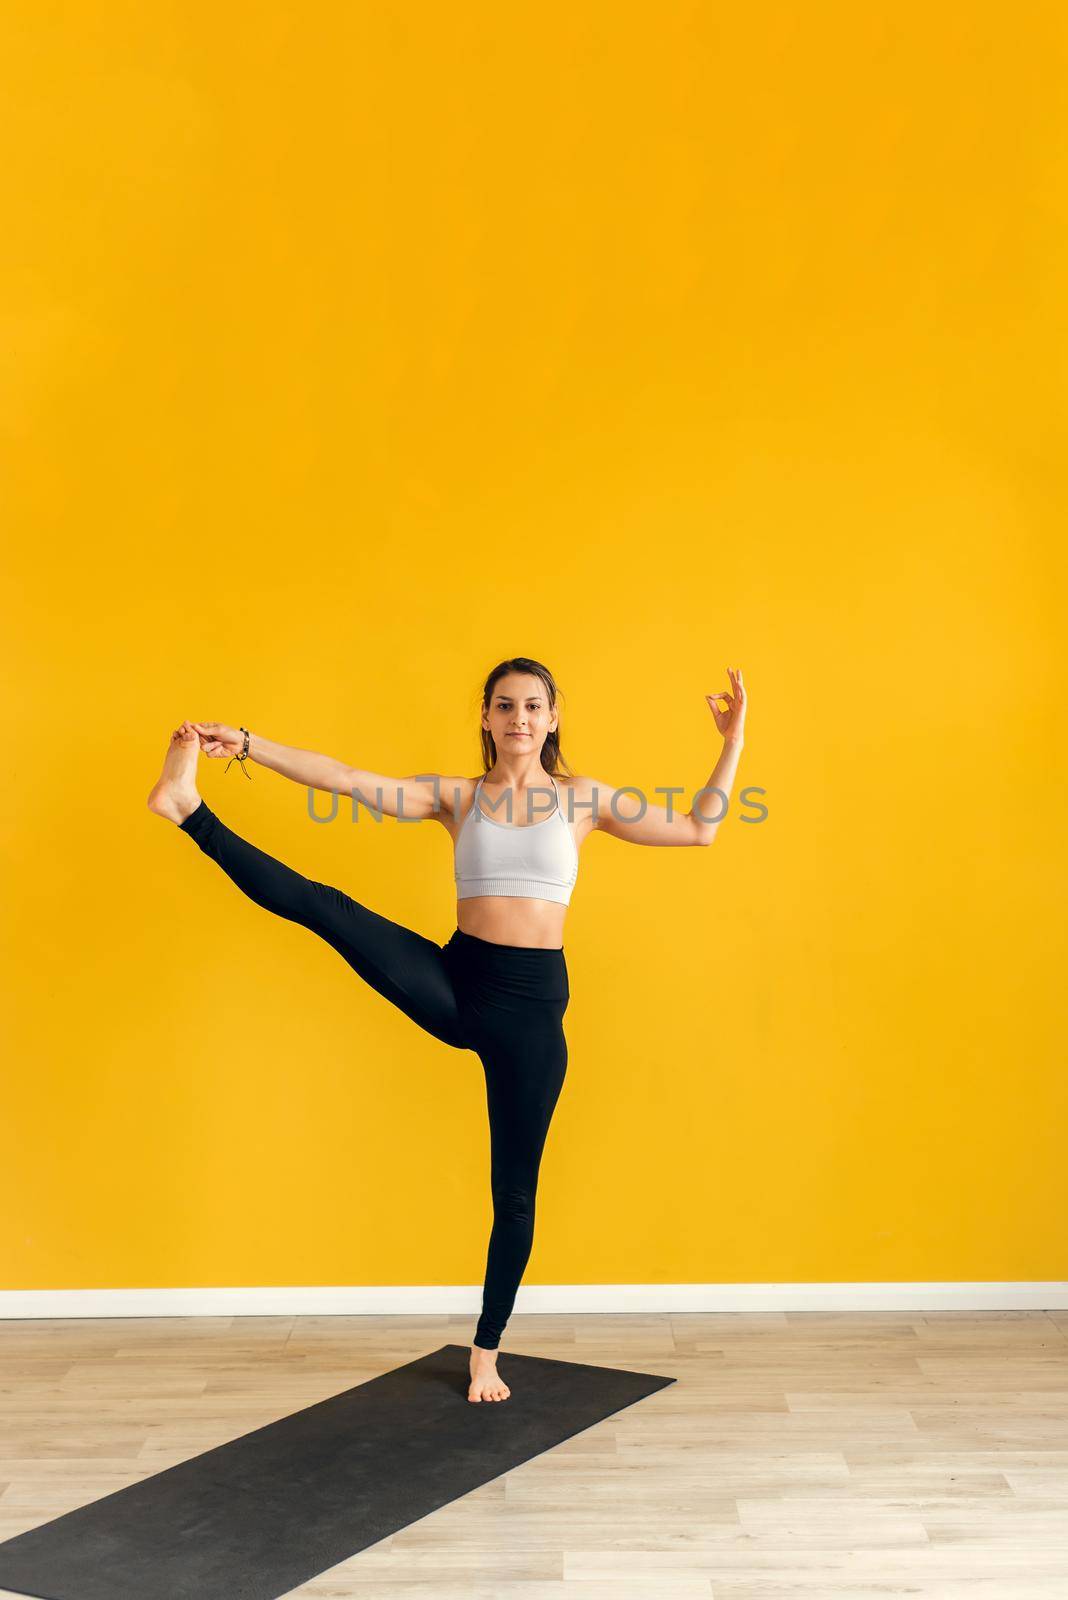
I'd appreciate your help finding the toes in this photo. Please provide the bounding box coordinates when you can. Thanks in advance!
[468,1367,512,1403]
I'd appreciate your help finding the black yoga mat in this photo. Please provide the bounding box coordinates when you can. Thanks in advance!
[0,1341,676,1600]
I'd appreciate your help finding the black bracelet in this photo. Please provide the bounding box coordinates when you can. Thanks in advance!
[226,727,252,778]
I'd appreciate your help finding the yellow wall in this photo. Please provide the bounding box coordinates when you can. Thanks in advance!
[3,3,1064,1292]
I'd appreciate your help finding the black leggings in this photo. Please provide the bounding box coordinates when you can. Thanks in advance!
[177,798,569,1351]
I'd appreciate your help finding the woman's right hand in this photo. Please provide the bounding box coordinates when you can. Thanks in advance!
[190,721,243,759]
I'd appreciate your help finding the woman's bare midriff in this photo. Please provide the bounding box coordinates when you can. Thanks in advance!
[456,894,567,950]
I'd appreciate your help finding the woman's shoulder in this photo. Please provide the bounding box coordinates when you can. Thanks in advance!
[411,775,480,830]
[552,773,617,834]
[445,775,482,808]
[552,771,594,795]
[551,772,598,818]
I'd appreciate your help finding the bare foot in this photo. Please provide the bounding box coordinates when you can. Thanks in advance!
[468,1343,511,1402]
[147,722,202,825]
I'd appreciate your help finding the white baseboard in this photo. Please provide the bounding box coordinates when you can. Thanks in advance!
[1,1282,1066,1319]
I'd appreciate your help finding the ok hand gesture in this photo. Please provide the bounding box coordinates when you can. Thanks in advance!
[706,667,746,743]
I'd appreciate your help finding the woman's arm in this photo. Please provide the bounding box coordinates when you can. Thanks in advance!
[190,722,457,821]
[589,668,748,848]
[589,737,744,846]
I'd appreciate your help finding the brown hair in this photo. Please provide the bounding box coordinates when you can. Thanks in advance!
[478,657,574,777]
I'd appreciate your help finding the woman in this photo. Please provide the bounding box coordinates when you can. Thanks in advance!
[147,656,747,1402]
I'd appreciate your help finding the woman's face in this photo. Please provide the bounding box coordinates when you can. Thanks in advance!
[482,673,558,758]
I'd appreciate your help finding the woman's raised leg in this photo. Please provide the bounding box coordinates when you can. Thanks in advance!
[148,725,464,1048]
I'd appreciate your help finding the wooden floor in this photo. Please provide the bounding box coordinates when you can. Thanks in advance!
[1,1310,1066,1598]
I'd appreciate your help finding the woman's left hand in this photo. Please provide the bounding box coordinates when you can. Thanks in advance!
[706,667,746,743]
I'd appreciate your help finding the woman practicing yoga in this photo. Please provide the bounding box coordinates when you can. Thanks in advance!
[147,656,747,1403]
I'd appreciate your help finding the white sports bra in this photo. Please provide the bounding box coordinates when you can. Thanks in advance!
[454,772,579,906]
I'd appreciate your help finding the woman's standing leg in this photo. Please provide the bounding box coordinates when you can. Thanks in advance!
[472,1002,569,1352]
